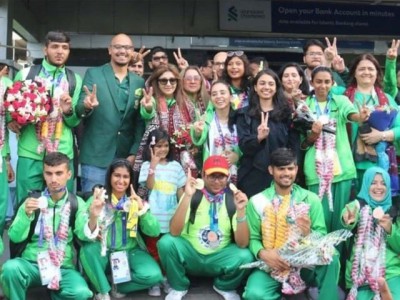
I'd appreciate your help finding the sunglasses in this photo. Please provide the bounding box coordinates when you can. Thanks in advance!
[158,78,178,85]
[152,55,168,62]
[227,51,244,57]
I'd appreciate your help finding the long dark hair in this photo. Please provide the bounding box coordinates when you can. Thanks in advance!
[142,128,174,162]
[248,69,291,121]
[105,159,134,199]
[222,53,251,91]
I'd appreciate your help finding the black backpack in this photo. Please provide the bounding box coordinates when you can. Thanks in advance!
[9,191,79,259]
[187,189,236,235]
[26,64,77,97]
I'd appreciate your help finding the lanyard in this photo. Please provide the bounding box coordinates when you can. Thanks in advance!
[110,195,129,249]
[41,67,64,97]
[313,94,332,118]
[38,188,67,248]
[214,113,227,151]
[202,188,226,232]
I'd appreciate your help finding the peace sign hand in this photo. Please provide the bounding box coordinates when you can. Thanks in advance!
[130,184,144,210]
[132,46,151,62]
[83,84,99,110]
[332,55,346,73]
[324,37,338,63]
[149,145,161,168]
[257,112,270,142]
[173,48,189,70]
[387,39,400,60]
[90,187,106,218]
[140,87,153,111]
[343,203,359,225]
[193,120,205,136]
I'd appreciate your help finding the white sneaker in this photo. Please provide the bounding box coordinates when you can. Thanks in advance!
[165,289,188,300]
[94,293,111,300]
[148,285,162,297]
[162,278,172,294]
[213,286,240,300]
[110,289,126,299]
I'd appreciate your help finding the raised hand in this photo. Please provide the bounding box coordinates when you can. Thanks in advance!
[233,190,248,211]
[132,46,151,62]
[324,37,338,64]
[296,215,311,236]
[173,48,189,70]
[193,120,205,136]
[140,87,153,112]
[343,203,358,225]
[184,168,197,197]
[24,197,40,217]
[59,93,72,114]
[332,55,346,73]
[89,187,106,218]
[130,184,144,210]
[83,84,99,110]
[257,112,270,142]
[149,146,162,168]
[386,39,400,60]
[379,214,393,234]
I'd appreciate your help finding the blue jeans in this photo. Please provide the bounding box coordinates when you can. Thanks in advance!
[81,164,107,193]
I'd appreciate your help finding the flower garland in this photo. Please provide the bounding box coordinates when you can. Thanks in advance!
[0,81,5,172]
[347,205,386,300]
[262,195,290,249]
[315,120,336,211]
[42,198,71,290]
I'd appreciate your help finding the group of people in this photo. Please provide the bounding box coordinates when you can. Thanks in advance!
[0,30,399,300]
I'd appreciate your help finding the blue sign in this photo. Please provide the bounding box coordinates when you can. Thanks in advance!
[272,1,400,35]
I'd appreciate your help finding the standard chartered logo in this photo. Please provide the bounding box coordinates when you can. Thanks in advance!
[228,6,238,21]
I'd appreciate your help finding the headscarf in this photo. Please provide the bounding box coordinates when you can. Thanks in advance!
[357,166,392,212]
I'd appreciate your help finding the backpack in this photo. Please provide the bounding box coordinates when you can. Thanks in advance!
[187,189,236,235]
[26,64,77,97]
[9,191,79,259]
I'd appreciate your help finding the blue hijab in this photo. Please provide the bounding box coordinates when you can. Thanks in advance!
[357,166,392,213]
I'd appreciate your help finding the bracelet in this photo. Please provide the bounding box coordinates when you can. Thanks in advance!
[382,131,387,142]
[236,215,247,223]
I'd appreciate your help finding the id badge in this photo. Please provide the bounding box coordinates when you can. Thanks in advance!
[37,251,61,286]
[110,251,131,284]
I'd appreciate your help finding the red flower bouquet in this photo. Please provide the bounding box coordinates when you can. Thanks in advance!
[170,124,197,176]
[4,80,51,125]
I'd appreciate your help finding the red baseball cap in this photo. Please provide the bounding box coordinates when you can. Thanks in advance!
[203,155,229,176]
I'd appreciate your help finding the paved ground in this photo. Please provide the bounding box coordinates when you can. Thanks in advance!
[0,231,319,300]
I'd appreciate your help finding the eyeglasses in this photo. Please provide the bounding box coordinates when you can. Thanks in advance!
[111,44,134,51]
[306,52,324,57]
[207,174,228,182]
[152,55,168,62]
[184,76,201,82]
[158,78,178,85]
[227,51,244,57]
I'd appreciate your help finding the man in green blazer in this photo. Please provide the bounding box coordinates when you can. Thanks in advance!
[76,33,145,192]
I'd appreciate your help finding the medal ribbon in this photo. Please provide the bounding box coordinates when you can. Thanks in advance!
[214,113,227,151]
[313,93,332,119]
[202,188,225,232]
[111,194,128,249]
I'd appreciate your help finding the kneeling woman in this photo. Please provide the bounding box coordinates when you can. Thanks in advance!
[80,159,163,300]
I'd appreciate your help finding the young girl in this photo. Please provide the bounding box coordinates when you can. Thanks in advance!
[191,80,239,183]
[138,128,186,296]
[342,167,400,300]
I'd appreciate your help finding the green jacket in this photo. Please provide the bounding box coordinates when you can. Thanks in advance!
[246,183,327,259]
[85,195,160,251]
[76,63,145,168]
[1,76,12,158]
[190,104,241,162]
[12,59,82,160]
[8,192,90,269]
[341,200,400,287]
